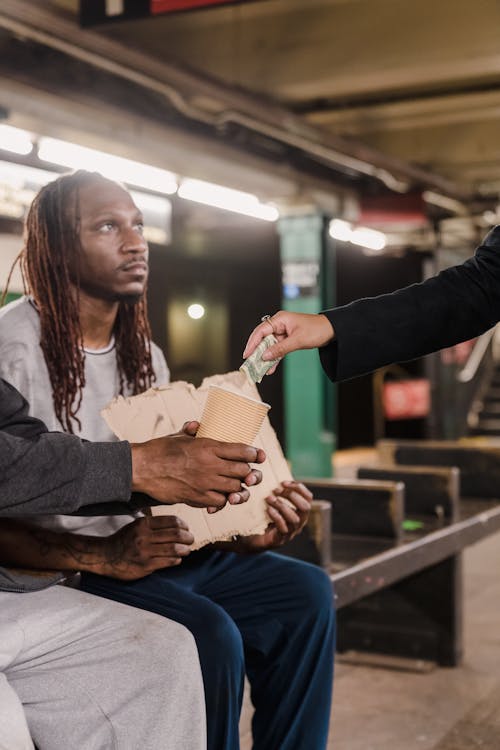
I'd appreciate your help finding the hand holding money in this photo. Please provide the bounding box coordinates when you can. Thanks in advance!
[240,334,281,383]
[243,312,335,373]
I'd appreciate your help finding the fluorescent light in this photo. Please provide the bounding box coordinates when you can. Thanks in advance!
[38,137,178,194]
[187,303,205,320]
[0,160,56,189]
[178,178,279,221]
[329,219,353,242]
[329,219,386,251]
[350,226,386,251]
[130,190,170,216]
[0,124,34,156]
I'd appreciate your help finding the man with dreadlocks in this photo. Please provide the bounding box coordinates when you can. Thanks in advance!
[0,170,335,750]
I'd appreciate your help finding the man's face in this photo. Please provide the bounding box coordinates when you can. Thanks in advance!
[73,178,149,303]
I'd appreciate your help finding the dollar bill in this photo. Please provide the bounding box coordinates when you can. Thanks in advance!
[240,334,280,384]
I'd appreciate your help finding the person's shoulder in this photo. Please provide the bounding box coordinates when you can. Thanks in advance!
[0,296,40,345]
[0,295,39,324]
[482,225,500,248]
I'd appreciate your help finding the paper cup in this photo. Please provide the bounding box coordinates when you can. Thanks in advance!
[196,385,270,444]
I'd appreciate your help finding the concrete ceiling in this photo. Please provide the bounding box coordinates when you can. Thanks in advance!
[1,0,500,246]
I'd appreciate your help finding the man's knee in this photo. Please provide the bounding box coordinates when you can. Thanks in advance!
[191,603,244,668]
[287,561,335,620]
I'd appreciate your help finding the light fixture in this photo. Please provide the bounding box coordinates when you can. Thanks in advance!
[329,219,386,251]
[350,226,386,251]
[178,178,279,221]
[0,160,56,189]
[38,137,178,194]
[328,219,353,242]
[187,303,205,320]
[0,124,34,156]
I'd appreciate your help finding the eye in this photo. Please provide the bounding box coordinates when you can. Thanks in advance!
[135,221,145,235]
[98,221,116,233]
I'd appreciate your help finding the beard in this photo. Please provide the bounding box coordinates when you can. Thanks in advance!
[78,278,145,305]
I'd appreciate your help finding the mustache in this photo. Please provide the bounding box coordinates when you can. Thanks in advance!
[118,259,149,271]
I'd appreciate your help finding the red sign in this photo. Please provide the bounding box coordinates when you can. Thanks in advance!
[382,379,431,421]
[80,0,260,27]
[359,192,429,229]
[151,0,246,12]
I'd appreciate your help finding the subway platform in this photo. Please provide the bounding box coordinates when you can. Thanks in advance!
[240,448,500,749]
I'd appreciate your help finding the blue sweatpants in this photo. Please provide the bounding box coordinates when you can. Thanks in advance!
[81,548,335,750]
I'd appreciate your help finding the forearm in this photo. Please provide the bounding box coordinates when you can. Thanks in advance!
[0,520,111,574]
[321,229,500,382]
[0,432,133,516]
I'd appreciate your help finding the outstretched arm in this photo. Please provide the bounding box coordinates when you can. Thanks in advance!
[243,226,500,383]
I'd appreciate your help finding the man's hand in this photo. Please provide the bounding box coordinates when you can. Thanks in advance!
[243,312,335,374]
[0,517,193,582]
[131,429,265,512]
[98,516,194,580]
[230,481,313,552]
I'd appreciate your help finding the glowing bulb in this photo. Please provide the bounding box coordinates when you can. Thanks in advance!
[329,219,352,242]
[178,178,278,221]
[38,137,177,194]
[0,124,34,156]
[188,303,205,320]
[329,219,386,251]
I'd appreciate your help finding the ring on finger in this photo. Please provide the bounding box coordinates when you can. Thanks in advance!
[261,314,275,333]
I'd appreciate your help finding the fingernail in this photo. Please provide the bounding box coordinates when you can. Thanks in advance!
[229,493,241,504]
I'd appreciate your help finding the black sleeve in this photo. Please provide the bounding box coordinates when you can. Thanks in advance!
[319,225,500,382]
[0,378,133,516]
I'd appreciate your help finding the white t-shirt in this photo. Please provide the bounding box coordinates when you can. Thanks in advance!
[0,296,170,535]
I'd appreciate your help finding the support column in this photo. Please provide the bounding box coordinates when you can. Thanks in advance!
[278,213,335,477]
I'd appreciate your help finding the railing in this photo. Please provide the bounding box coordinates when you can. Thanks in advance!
[457,326,497,383]
[457,325,497,433]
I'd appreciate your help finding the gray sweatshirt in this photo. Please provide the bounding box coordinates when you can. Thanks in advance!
[0,377,140,592]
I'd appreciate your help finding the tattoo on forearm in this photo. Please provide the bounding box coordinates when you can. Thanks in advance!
[28,527,102,568]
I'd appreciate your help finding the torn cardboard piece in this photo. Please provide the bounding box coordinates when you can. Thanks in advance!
[102,371,293,549]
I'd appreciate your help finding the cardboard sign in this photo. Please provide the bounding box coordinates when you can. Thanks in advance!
[102,371,293,549]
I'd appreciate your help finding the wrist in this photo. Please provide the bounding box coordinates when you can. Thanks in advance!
[131,442,149,494]
[61,534,111,576]
[318,314,335,344]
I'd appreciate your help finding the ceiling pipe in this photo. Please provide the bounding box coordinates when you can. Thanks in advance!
[0,0,475,203]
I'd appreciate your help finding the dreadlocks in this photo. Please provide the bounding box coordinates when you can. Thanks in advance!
[14,170,155,433]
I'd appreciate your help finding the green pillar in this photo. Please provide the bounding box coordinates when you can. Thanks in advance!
[278,214,336,477]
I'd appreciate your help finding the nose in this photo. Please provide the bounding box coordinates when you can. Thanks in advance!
[121,225,148,254]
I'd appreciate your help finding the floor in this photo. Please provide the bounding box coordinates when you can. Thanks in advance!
[240,448,500,749]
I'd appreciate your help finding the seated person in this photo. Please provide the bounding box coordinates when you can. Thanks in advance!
[2,374,265,749]
[0,170,336,750]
